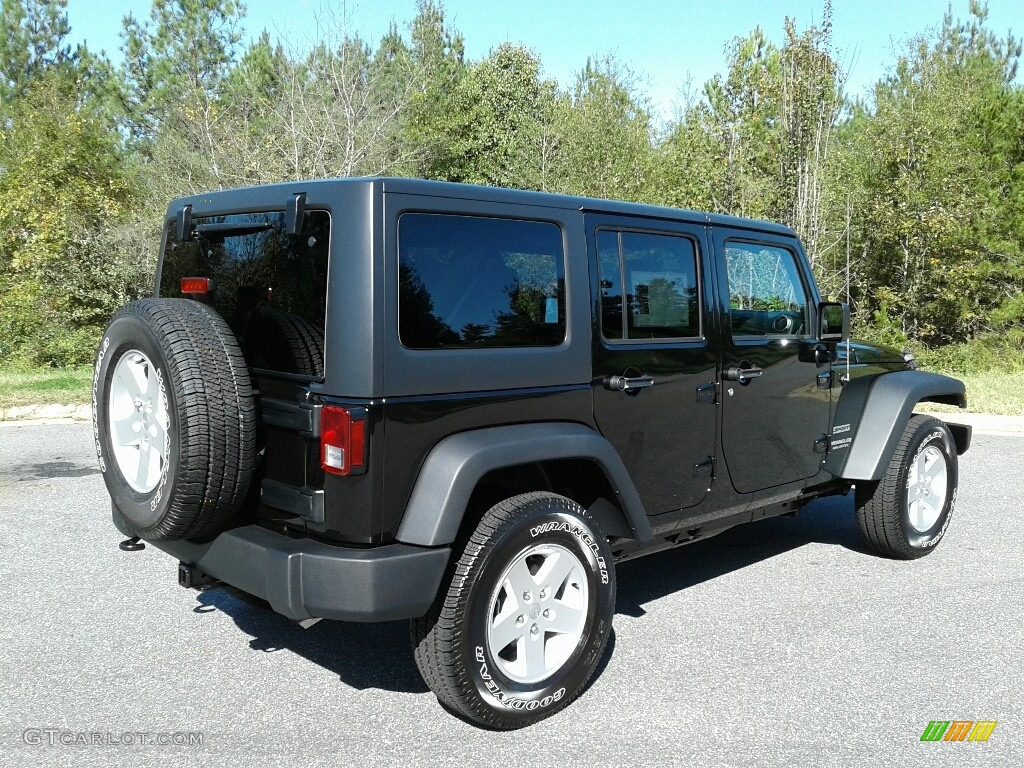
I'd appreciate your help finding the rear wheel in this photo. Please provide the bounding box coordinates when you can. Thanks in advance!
[855,415,958,559]
[411,492,615,729]
[94,298,257,541]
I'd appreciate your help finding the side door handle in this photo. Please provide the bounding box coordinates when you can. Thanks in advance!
[724,364,764,384]
[605,375,655,393]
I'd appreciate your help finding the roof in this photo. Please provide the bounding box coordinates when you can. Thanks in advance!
[169,176,797,237]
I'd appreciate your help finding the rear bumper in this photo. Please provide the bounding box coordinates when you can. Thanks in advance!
[113,506,450,622]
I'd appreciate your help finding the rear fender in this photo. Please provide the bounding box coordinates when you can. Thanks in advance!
[395,423,653,547]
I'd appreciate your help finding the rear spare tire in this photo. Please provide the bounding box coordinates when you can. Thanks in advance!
[93,298,257,541]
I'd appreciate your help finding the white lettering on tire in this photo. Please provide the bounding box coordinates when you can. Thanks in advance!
[529,520,609,584]
[474,646,565,710]
[148,365,171,512]
[92,337,109,473]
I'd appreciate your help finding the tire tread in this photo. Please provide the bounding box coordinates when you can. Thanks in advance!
[98,298,256,541]
[411,492,611,729]
[855,414,951,559]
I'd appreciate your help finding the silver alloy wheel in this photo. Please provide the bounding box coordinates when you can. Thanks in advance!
[486,542,590,685]
[906,444,948,532]
[107,350,170,494]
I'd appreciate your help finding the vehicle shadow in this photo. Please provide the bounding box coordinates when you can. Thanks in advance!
[615,493,864,617]
[193,494,862,695]
[194,587,429,693]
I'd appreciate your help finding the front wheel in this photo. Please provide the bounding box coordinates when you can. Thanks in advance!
[411,492,615,729]
[855,415,958,559]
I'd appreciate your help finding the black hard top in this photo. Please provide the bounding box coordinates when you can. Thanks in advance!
[168,176,796,237]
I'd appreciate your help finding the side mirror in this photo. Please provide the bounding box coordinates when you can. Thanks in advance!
[819,301,849,343]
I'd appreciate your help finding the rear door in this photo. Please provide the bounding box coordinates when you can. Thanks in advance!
[711,229,831,493]
[159,208,332,527]
[588,216,718,516]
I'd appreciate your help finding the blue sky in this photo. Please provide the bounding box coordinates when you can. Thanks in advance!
[64,0,1021,119]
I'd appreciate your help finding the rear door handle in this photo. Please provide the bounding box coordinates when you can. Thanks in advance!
[724,365,763,384]
[606,375,655,393]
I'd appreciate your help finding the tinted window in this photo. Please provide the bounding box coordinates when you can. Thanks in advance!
[598,230,700,340]
[398,214,565,349]
[159,211,330,377]
[597,230,623,338]
[725,242,808,337]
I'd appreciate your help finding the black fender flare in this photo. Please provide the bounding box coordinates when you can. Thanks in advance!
[394,422,653,547]
[824,370,970,481]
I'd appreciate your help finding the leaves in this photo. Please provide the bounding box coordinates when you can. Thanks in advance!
[845,1,1024,343]
[0,0,1021,366]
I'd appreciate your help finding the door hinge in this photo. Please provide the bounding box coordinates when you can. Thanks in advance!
[816,371,833,390]
[696,383,717,404]
[813,434,829,454]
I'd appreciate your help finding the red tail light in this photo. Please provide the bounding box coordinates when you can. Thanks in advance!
[181,276,211,295]
[321,405,367,476]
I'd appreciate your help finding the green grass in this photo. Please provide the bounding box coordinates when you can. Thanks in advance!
[0,366,93,409]
[918,370,1024,416]
[1,365,1022,415]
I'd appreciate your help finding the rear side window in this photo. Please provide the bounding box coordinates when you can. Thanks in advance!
[597,229,700,340]
[398,214,566,349]
[159,210,331,377]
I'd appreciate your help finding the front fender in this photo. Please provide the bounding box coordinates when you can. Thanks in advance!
[395,422,653,547]
[825,370,969,481]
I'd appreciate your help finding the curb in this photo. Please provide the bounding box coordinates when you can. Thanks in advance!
[919,411,1024,437]
[0,403,92,424]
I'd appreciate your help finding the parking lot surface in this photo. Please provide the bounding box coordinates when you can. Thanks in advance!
[0,423,1019,767]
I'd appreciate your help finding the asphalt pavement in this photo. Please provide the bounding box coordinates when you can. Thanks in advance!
[0,423,1019,767]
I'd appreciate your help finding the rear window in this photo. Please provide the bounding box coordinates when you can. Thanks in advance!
[159,210,330,377]
[398,213,566,349]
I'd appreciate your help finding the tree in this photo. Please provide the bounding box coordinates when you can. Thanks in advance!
[414,43,556,189]
[0,0,73,108]
[404,0,468,178]
[120,0,245,143]
[0,74,136,365]
[847,0,1023,343]
[0,0,118,120]
[701,26,784,221]
[777,5,845,282]
[548,56,656,201]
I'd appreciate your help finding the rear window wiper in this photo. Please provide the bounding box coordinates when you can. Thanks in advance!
[195,222,275,238]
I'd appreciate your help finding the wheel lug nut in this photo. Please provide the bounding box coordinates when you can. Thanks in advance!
[516,615,525,626]
[539,588,548,600]
[530,624,539,636]
[523,591,532,603]
[542,609,550,619]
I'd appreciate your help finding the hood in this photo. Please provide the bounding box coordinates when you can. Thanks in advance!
[838,340,910,367]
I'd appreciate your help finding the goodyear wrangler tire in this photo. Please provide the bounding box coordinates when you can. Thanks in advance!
[855,415,958,559]
[93,298,257,541]
[411,492,615,729]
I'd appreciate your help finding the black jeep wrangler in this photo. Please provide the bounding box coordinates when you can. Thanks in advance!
[93,178,970,729]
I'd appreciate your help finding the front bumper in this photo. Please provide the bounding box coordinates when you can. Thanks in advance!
[113,506,450,622]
